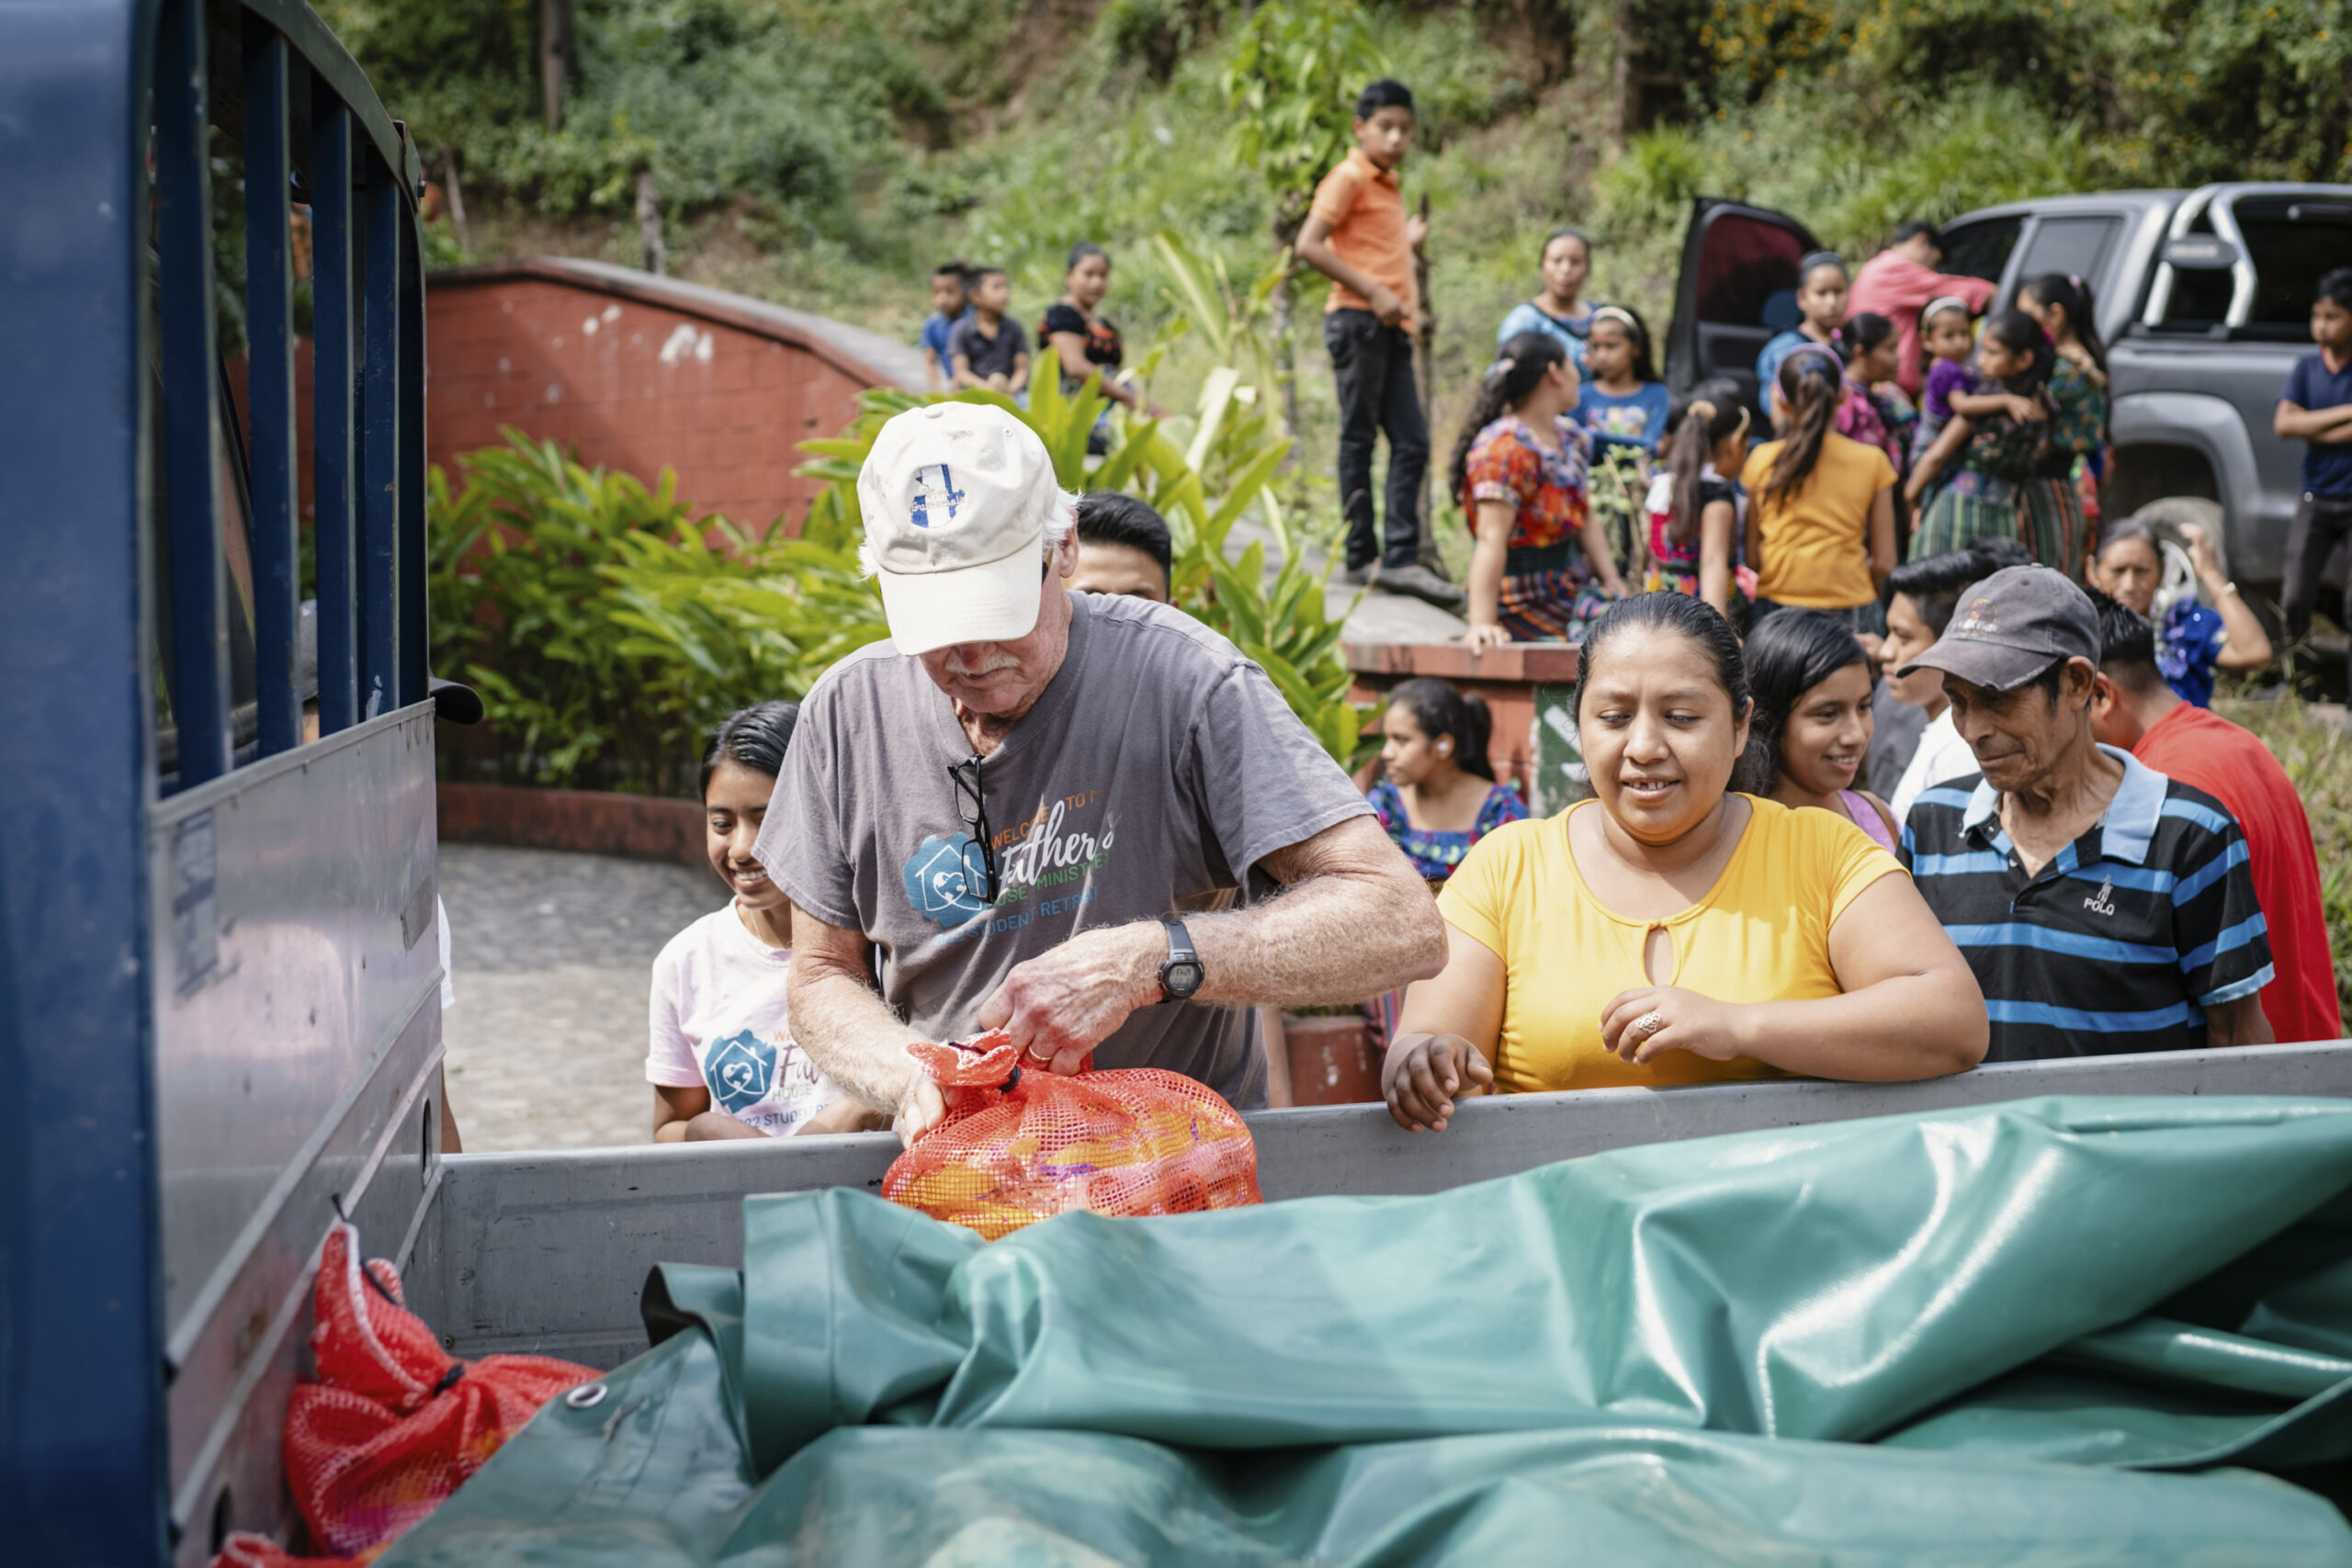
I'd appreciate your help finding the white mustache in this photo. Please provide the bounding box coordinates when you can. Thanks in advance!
[944,649,1022,676]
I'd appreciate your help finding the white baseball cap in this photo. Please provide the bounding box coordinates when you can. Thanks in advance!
[856,401,1068,657]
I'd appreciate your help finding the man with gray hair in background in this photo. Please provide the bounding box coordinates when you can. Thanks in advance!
[758,401,1445,1142]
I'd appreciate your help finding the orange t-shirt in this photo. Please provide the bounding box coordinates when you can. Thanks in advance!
[1308,148,1418,332]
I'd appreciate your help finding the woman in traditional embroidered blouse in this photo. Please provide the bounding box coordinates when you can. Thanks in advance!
[1449,331,1633,651]
[1368,678,1530,882]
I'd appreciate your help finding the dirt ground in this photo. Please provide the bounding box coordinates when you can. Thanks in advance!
[438,844,720,1153]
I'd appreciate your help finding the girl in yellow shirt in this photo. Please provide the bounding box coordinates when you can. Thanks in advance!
[1384,592,1984,1130]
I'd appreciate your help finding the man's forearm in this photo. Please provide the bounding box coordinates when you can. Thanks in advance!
[787,963,926,1113]
[1193,863,1446,1006]
[1069,864,1445,1013]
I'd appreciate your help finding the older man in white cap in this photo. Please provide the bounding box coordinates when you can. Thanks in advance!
[757,402,1445,1141]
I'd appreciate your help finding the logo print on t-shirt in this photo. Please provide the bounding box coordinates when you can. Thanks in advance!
[909,464,966,530]
[703,1030,777,1114]
[903,831,990,928]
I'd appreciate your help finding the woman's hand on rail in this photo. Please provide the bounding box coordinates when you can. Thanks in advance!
[1383,1032,1495,1133]
[1600,985,1750,1066]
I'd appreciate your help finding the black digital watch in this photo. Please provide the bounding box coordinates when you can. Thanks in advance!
[1158,917,1204,1001]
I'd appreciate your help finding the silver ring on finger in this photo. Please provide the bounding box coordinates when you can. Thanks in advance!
[1634,1010,1666,1038]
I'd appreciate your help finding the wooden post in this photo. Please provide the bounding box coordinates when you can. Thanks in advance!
[636,166,666,276]
[1413,191,1445,575]
[539,0,571,132]
[440,144,470,255]
[1611,0,1639,149]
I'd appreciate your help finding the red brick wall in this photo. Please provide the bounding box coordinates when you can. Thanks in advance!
[425,276,871,530]
[226,266,894,536]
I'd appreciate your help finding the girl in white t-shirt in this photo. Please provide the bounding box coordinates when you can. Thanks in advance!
[649,702,878,1141]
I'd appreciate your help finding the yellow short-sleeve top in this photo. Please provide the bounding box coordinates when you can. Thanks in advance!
[1435,795,1905,1092]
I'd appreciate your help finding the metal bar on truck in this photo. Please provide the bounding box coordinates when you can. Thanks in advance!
[0,0,169,1553]
[311,97,358,734]
[397,193,427,708]
[157,0,230,785]
[243,20,300,757]
[357,157,401,719]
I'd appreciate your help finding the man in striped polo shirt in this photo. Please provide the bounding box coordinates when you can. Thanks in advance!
[1895,565,2275,1059]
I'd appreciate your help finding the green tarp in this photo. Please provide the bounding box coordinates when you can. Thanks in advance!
[382,1097,2352,1564]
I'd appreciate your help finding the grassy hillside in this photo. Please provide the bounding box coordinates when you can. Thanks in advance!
[329,0,2351,538]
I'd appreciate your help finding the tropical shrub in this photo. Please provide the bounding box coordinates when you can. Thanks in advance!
[427,429,880,794]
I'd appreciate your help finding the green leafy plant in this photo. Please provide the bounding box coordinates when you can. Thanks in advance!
[1220,0,1388,242]
[2216,697,2352,1018]
[428,428,881,793]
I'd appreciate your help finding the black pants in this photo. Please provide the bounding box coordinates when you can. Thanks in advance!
[1325,310,1430,571]
[2282,491,2352,646]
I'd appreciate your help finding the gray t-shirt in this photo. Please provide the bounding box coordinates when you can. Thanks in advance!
[758,592,1371,1107]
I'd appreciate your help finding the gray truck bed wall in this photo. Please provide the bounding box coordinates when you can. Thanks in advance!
[161,708,449,1565]
[408,1042,2352,1371]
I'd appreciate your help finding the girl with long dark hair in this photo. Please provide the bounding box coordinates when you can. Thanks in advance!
[1642,377,1751,615]
[1905,310,2058,560]
[2017,273,2110,574]
[1453,331,1634,650]
[1370,678,1529,883]
[1741,610,1900,849]
[650,702,880,1142]
[1739,346,1898,632]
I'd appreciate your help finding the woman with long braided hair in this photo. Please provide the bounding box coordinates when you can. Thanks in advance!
[1451,330,1633,650]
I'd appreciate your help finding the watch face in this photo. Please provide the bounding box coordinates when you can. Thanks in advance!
[1165,960,1204,997]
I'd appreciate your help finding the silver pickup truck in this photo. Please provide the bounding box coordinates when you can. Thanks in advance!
[1663,184,2352,590]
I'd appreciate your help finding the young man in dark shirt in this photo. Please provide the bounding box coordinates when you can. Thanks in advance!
[2275,266,2352,652]
[1896,566,2274,1060]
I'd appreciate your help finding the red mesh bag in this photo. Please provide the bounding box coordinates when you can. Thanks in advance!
[881,1030,1263,1240]
[211,1219,596,1566]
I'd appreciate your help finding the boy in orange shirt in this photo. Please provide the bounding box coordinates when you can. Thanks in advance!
[1296,79,1461,610]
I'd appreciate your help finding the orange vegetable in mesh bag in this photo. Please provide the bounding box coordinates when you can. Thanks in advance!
[210,1219,597,1567]
[882,1030,1264,1240]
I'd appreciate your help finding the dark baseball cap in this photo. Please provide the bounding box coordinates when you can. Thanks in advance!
[1895,564,2099,692]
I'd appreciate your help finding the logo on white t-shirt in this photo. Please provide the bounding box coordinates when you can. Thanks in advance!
[704,1029,779,1114]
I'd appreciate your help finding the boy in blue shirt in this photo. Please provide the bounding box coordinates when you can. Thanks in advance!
[2277,268,2352,651]
[919,261,971,393]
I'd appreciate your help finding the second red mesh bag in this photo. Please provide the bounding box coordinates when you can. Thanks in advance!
[271,1220,596,1562]
[882,1031,1263,1240]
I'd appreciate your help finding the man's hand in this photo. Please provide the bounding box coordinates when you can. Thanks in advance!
[1406,212,1430,252]
[893,1074,950,1145]
[1383,1032,1493,1133]
[1600,986,1752,1064]
[978,923,1159,1077]
[1365,282,1407,329]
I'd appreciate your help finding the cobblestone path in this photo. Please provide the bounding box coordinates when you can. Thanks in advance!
[439,844,720,1152]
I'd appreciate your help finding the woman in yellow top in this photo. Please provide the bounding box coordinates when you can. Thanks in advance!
[1383,591,1984,1132]
[1742,346,1898,636]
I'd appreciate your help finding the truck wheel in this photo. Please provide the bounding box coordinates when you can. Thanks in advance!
[2122,495,2229,579]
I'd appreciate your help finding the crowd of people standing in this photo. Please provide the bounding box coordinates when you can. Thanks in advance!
[628,75,2347,1148]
